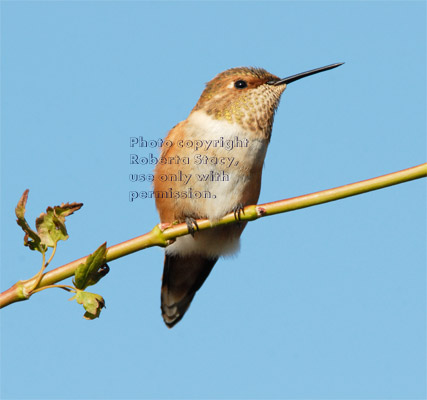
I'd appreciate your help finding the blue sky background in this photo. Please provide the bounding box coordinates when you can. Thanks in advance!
[1,1,426,399]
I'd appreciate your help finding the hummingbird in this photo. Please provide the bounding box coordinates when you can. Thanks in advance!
[154,62,343,327]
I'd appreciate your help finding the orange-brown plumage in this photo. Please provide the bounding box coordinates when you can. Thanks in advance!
[193,67,283,138]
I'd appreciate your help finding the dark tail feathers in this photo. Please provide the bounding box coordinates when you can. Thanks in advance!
[161,254,217,328]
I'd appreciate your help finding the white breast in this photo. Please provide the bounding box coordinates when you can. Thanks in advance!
[185,111,268,219]
[165,111,269,258]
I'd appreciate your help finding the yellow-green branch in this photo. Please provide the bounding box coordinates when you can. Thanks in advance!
[1,162,426,309]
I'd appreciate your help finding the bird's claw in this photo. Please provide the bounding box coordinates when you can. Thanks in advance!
[232,203,245,221]
[185,217,199,237]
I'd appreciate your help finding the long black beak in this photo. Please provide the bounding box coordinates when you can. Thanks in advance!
[268,62,344,86]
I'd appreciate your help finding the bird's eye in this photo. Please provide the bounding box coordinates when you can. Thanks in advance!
[234,80,248,89]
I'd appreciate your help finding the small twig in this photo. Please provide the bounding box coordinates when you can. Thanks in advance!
[27,242,58,294]
[31,284,75,295]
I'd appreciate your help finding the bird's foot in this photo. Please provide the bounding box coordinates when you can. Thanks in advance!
[232,203,245,221]
[185,217,199,237]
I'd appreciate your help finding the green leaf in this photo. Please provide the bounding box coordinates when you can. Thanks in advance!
[35,202,83,247]
[54,202,84,219]
[35,208,67,247]
[73,243,108,290]
[15,190,45,252]
[85,263,109,288]
[69,290,105,320]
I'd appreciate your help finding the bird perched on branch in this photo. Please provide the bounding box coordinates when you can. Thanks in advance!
[154,63,343,327]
